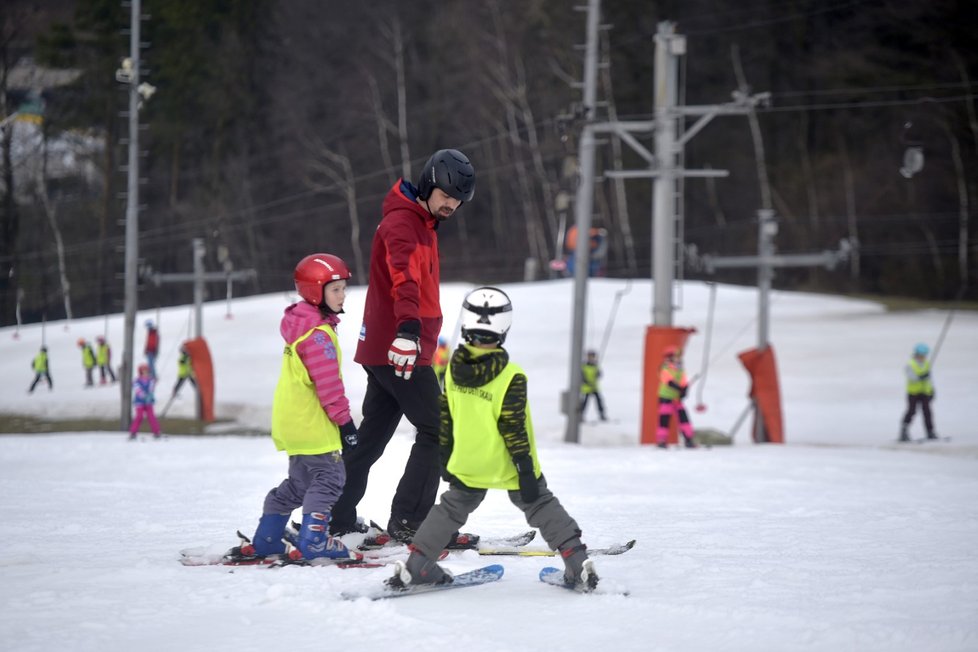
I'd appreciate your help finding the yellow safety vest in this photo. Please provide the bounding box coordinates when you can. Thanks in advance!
[444,359,541,490]
[658,364,686,400]
[33,351,48,373]
[906,358,933,396]
[581,363,600,393]
[271,325,342,455]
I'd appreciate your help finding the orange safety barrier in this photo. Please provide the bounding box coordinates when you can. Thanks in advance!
[640,325,696,445]
[183,337,215,423]
[737,346,784,443]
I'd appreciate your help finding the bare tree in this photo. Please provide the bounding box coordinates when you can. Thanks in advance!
[302,136,367,282]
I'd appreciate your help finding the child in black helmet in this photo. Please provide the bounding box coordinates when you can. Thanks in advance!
[387,286,598,592]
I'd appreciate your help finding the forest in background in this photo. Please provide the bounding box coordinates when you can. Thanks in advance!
[1,0,975,325]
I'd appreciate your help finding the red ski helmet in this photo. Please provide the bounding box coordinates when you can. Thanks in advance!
[137,363,150,375]
[663,345,681,359]
[294,253,351,306]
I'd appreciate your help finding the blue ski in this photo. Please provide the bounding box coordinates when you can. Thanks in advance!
[341,564,504,601]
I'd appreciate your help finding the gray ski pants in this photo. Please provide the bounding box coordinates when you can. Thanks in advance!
[410,476,582,561]
[262,451,346,515]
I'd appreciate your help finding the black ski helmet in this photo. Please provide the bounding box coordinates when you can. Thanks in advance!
[416,149,475,202]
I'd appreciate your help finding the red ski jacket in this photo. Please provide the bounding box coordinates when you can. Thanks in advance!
[355,180,443,367]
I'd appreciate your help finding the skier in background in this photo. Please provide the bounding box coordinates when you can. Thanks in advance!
[144,320,160,378]
[171,346,196,396]
[900,343,938,442]
[226,253,359,564]
[96,336,116,384]
[28,346,53,393]
[579,349,607,422]
[657,346,697,448]
[387,287,598,592]
[432,336,450,388]
[129,363,161,439]
[78,338,96,387]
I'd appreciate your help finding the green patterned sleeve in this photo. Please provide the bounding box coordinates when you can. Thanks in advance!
[498,373,531,458]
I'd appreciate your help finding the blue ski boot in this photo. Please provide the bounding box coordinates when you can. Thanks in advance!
[297,512,354,560]
[251,513,289,556]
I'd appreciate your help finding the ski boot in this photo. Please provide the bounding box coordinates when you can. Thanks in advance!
[223,513,289,562]
[898,425,911,443]
[296,512,355,560]
[559,539,599,592]
[385,547,453,590]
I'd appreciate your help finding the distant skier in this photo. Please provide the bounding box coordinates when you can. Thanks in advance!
[657,345,697,448]
[172,346,196,396]
[144,320,160,378]
[28,346,53,393]
[96,336,116,384]
[129,363,161,439]
[78,338,96,387]
[226,253,359,564]
[579,349,607,422]
[900,343,937,442]
[432,336,450,388]
[386,287,598,592]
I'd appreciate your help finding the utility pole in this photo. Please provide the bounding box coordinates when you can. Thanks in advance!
[149,238,256,420]
[151,238,257,340]
[564,18,766,444]
[118,0,142,430]
[565,0,602,444]
[699,210,851,440]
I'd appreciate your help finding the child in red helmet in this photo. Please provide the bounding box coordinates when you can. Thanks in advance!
[657,346,697,448]
[129,363,161,439]
[227,253,360,564]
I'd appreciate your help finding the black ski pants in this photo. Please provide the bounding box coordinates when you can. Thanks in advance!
[902,393,934,433]
[330,364,441,533]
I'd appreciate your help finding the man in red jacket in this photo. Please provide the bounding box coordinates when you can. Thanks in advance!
[330,149,475,543]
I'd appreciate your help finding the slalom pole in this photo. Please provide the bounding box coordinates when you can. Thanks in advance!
[694,282,717,412]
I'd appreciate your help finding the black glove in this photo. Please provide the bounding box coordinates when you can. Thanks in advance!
[339,421,358,450]
[513,454,539,503]
[918,373,930,380]
[679,386,688,399]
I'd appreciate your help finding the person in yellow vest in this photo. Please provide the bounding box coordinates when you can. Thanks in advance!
[28,346,53,393]
[387,286,599,592]
[657,345,697,448]
[432,337,450,388]
[225,254,360,564]
[95,336,116,384]
[77,338,96,387]
[579,349,607,422]
[900,343,937,442]
[171,346,197,396]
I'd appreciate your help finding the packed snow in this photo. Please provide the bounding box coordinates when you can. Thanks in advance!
[1,278,976,652]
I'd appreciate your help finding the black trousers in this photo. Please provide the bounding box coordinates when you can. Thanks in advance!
[29,372,52,392]
[330,364,441,532]
[902,394,934,433]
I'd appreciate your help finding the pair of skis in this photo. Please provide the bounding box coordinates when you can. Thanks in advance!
[341,561,621,601]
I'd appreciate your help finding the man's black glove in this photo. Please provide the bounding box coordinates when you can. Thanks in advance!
[918,373,930,380]
[513,454,539,503]
[339,421,358,450]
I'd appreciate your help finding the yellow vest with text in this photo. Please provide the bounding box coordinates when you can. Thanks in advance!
[444,360,541,489]
[906,358,933,396]
[271,325,342,455]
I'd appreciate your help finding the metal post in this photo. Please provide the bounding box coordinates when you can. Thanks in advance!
[754,208,774,442]
[120,0,141,430]
[565,0,601,444]
[652,22,680,326]
[193,238,205,339]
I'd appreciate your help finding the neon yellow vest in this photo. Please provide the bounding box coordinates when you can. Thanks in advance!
[581,363,600,393]
[906,358,933,396]
[658,364,685,400]
[271,325,342,455]
[444,359,541,490]
[33,351,48,373]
